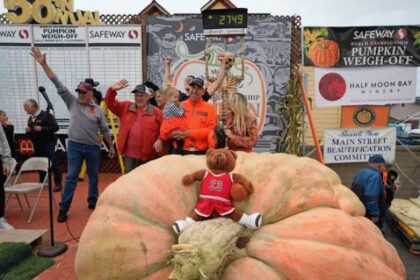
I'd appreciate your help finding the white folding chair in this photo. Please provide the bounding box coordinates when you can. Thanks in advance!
[5,157,52,223]
[3,158,17,186]
[3,158,25,211]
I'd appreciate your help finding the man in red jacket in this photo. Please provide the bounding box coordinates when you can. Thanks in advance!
[105,80,162,173]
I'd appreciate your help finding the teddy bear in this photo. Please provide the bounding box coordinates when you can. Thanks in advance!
[172,149,262,234]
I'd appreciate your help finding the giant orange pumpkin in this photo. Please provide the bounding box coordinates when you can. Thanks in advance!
[75,153,405,280]
[308,39,340,67]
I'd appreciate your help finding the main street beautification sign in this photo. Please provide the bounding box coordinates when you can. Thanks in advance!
[324,127,396,164]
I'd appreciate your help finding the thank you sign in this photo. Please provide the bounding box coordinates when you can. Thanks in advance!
[324,127,396,163]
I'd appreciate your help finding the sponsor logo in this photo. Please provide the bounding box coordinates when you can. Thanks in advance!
[353,29,395,40]
[394,28,408,40]
[128,30,139,39]
[318,73,346,101]
[19,29,29,39]
[18,139,35,155]
[352,106,376,127]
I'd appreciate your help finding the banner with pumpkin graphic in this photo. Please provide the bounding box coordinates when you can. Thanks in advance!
[146,16,292,152]
[304,26,420,67]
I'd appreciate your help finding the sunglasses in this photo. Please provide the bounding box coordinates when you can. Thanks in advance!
[78,90,88,95]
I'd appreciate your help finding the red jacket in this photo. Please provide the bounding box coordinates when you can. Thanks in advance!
[105,88,162,160]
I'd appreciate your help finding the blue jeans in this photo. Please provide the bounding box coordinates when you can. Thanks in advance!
[39,142,62,185]
[59,140,100,211]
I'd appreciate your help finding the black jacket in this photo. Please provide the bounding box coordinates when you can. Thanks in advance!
[27,110,59,155]
[2,124,16,158]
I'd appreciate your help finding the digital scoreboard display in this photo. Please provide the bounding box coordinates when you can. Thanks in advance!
[202,8,248,36]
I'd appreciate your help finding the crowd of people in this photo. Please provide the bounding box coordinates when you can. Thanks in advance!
[0,47,402,231]
[0,48,259,227]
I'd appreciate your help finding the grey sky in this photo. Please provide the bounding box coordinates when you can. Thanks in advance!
[1,0,420,26]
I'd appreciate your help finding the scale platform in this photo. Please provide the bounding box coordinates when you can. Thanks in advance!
[387,198,420,254]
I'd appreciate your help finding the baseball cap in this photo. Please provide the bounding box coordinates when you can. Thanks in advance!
[84,78,99,87]
[368,154,385,163]
[144,81,159,92]
[131,84,152,95]
[189,77,204,88]
[75,82,93,93]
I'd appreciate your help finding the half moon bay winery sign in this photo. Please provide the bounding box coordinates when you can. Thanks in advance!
[4,0,101,25]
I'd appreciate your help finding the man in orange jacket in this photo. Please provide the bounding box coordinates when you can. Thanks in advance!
[169,78,216,155]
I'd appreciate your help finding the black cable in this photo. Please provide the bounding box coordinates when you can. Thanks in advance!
[64,219,80,243]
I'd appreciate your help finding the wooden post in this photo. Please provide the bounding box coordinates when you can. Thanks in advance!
[299,73,324,164]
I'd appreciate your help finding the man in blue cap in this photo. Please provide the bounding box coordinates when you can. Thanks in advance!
[351,154,386,229]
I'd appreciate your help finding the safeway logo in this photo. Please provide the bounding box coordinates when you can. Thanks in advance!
[19,29,29,39]
[394,28,408,40]
[128,30,139,39]
[319,73,347,101]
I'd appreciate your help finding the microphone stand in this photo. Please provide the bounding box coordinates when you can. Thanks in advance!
[38,100,67,257]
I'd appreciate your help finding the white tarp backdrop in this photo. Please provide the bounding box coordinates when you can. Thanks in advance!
[0,24,142,134]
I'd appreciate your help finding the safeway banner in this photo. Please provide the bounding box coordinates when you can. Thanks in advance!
[324,127,396,164]
[315,66,417,106]
[88,26,141,45]
[0,25,31,44]
[304,26,420,67]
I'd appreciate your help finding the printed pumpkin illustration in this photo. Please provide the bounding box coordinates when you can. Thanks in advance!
[75,153,405,280]
[308,39,340,67]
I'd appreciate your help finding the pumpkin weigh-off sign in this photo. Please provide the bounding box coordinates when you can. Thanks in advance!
[75,153,405,280]
[303,26,420,67]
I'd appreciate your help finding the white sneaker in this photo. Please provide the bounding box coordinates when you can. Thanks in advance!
[0,217,14,230]
[239,213,262,230]
[172,217,195,234]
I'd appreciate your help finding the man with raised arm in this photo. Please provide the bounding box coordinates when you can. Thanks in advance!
[30,47,115,223]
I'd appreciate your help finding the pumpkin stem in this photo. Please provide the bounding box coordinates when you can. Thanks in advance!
[319,37,326,48]
[169,218,250,280]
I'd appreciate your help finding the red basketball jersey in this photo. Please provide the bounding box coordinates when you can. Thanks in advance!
[199,171,233,201]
